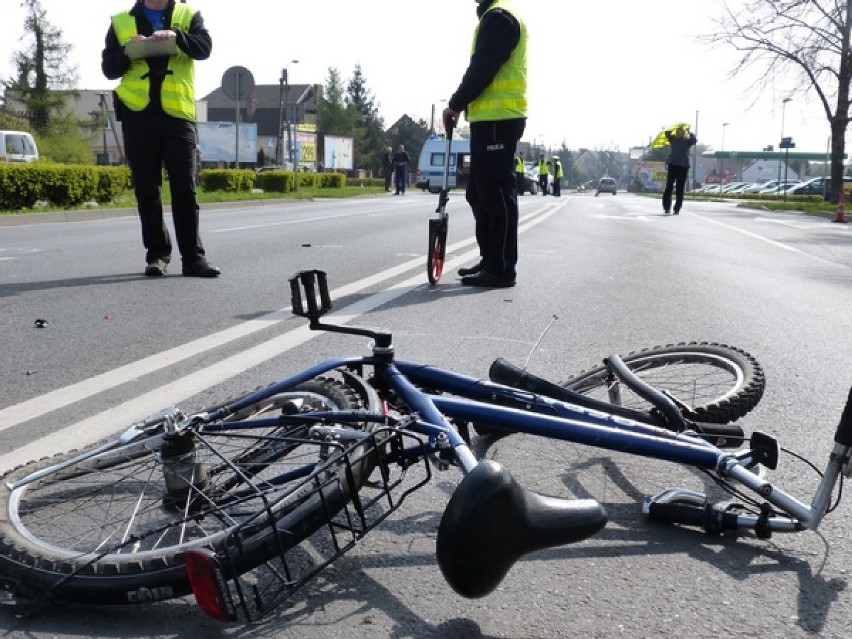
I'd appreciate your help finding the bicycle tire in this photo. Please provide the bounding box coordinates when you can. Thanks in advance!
[0,376,378,607]
[561,342,765,424]
[427,217,448,285]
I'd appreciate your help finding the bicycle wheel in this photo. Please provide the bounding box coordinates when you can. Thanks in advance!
[561,342,765,424]
[0,376,378,607]
[427,217,448,285]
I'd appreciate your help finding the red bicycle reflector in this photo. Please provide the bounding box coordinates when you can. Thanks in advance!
[185,549,234,622]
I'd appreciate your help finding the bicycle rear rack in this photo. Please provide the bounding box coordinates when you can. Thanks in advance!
[186,427,431,622]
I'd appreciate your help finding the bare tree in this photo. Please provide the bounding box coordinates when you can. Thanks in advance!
[708,0,851,202]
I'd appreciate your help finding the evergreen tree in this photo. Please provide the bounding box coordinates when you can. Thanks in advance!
[386,115,430,176]
[2,0,78,132]
[317,67,358,168]
[345,65,386,174]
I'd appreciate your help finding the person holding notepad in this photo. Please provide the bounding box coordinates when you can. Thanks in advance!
[101,0,220,278]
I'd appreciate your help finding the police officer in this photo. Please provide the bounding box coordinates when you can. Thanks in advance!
[550,155,563,196]
[443,0,527,288]
[101,0,220,278]
[515,152,526,195]
[537,153,549,195]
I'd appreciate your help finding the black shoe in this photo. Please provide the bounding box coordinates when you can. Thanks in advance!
[664,209,671,215]
[458,262,484,277]
[673,210,680,215]
[144,257,168,277]
[460,272,515,288]
[182,257,221,278]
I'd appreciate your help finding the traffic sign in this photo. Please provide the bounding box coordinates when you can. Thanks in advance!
[221,66,255,101]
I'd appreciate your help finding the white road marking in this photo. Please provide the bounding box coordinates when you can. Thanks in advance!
[0,200,566,470]
[753,217,818,230]
[693,213,806,254]
[594,214,653,222]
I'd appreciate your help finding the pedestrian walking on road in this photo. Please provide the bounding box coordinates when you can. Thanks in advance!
[101,0,220,278]
[662,125,696,215]
[443,0,527,288]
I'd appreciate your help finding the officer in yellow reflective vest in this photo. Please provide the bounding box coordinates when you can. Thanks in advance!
[515,152,526,195]
[102,0,220,278]
[550,155,563,196]
[443,0,527,288]
[537,154,549,196]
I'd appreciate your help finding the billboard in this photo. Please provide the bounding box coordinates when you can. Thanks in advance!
[323,135,354,171]
[283,126,318,168]
[197,121,257,163]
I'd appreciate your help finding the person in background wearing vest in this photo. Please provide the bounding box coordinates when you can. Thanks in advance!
[537,153,549,195]
[101,0,220,278]
[550,155,563,196]
[444,0,527,288]
[515,152,526,195]
[392,144,410,195]
[662,125,697,215]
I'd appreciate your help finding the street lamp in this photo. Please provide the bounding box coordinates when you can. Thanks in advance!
[721,122,729,184]
[777,97,792,186]
[277,59,299,167]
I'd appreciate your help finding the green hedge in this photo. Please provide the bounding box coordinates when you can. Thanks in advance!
[0,164,131,211]
[199,168,257,192]
[250,169,348,193]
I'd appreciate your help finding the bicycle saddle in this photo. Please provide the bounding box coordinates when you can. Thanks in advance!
[436,459,606,599]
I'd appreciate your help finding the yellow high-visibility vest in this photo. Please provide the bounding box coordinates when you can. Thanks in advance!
[467,0,527,123]
[515,156,524,173]
[112,3,197,121]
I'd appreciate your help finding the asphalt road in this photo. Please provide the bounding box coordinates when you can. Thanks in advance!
[1,191,852,638]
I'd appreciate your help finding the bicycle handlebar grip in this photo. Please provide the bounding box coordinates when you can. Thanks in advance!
[834,385,852,445]
[645,502,738,534]
[645,502,708,527]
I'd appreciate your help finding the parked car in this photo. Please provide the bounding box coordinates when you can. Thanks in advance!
[524,163,552,195]
[785,176,852,198]
[596,177,617,195]
[0,130,39,163]
[697,184,722,193]
[720,182,749,193]
[756,179,800,194]
[520,167,541,195]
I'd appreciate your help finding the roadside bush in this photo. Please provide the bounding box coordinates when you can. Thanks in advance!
[0,165,42,210]
[320,172,346,188]
[200,169,256,192]
[254,169,293,193]
[0,164,132,211]
[255,170,348,192]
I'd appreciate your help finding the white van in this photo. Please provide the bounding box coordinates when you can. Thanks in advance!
[414,136,471,193]
[0,130,39,163]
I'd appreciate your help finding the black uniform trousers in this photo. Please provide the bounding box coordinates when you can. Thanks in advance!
[662,164,689,213]
[465,118,526,280]
[122,109,205,265]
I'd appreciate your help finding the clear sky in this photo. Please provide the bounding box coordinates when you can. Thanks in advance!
[0,0,835,155]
